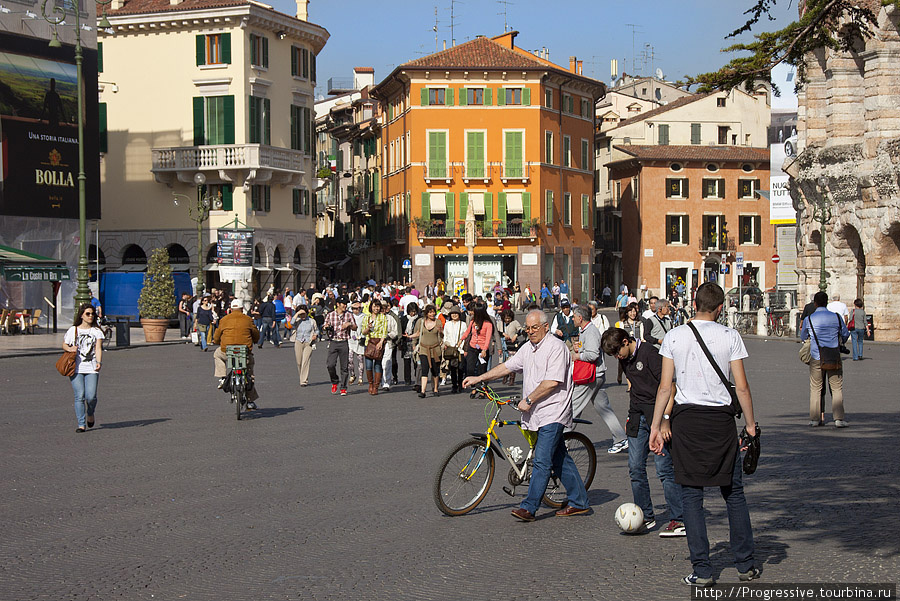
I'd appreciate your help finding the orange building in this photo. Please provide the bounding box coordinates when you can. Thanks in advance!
[370,32,605,299]
[607,146,774,299]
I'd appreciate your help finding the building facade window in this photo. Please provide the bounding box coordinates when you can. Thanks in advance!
[666,214,689,245]
[248,96,270,145]
[544,131,553,164]
[581,139,589,171]
[691,123,701,145]
[563,192,571,226]
[562,135,571,167]
[739,215,762,245]
[196,33,231,66]
[702,178,725,199]
[466,131,486,178]
[718,126,729,145]
[251,185,271,212]
[665,177,689,199]
[249,33,268,68]
[545,190,554,225]
[544,88,552,108]
[292,189,311,215]
[193,95,235,146]
[738,178,761,199]
[701,214,727,249]
[427,131,448,178]
[504,130,524,177]
[658,124,670,145]
[465,87,484,105]
[581,194,590,229]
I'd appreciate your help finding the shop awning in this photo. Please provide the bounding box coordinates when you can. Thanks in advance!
[506,192,524,214]
[0,244,71,282]
[116,264,147,272]
[253,265,273,272]
[470,193,485,215]
[275,266,293,272]
[203,263,219,271]
[429,192,447,214]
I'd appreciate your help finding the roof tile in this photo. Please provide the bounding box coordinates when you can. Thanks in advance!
[610,145,769,164]
[401,36,554,70]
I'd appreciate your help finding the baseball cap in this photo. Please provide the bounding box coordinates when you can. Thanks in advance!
[560,300,571,308]
[230,299,243,309]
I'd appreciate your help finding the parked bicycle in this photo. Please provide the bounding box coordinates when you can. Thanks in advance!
[765,307,787,337]
[433,383,596,516]
[98,316,113,350]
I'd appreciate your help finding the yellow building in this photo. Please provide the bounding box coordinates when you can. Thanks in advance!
[98,0,327,294]
[371,32,606,300]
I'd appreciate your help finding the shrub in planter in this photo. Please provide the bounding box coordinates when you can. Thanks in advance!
[138,248,176,341]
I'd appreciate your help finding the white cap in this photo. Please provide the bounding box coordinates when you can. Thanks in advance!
[230,299,243,310]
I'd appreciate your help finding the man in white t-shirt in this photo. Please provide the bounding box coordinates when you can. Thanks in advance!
[398,288,418,313]
[826,294,849,324]
[641,296,658,320]
[649,282,759,587]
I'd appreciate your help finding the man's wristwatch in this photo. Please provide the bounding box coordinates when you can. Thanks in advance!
[663,414,670,420]
[523,397,533,407]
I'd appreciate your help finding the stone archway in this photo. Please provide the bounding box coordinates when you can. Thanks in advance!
[866,220,900,339]
[832,222,867,301]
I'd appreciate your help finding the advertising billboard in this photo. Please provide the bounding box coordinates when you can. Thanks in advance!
[0,32,101,220]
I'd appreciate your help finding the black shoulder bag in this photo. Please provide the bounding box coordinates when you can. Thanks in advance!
[686,322,742,419]
[808,314,842,371]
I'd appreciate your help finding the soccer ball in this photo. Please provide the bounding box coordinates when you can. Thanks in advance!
[615,502,645,534]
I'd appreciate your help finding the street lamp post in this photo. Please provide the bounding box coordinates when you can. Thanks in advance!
[172,173,213,296]
[813,176,833,293]
[40,0,113,307]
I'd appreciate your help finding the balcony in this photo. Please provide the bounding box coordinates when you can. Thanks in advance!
[501,162,531,183]
[327,77,355,95]
[152,144,306,188]
[699,235,736,254]
[417,219,459,238]
[463,160,490,183]
[484,219,539,238]
[424,160,451,184]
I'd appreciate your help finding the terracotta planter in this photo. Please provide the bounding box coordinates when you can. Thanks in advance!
[140,318,169,343]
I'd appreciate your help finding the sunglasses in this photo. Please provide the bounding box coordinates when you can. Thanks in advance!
[83,311,94,316]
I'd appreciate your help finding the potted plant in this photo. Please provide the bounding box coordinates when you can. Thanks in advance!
[522,217,540,235]
[138,247,176,342]
[412,216,431,237]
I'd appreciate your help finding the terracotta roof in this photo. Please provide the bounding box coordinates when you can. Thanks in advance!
[400,36,555,70]
[354,67,375,73]
[100,0,248,16]
[610,93,706,129]
[610,145,770,165]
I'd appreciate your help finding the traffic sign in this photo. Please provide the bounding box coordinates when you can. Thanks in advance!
[772,253,781,264]
[402,259,412,270]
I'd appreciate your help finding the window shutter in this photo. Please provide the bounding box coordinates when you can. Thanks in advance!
[221,33,231,64]
[665,178,673,198]
[545,190,553,225]
[98,42,103,73]
[446,192,455,226]
[523,192,531,218]
[420,88,429,106]
[445,87,454,106]
[250,34,257,65]
[265,186,271,212]
[291,47,297,76]
[293,189,300,214]
[683,215,690,245]
[222,184,233,211]
[522,87,531,105]
[484,192,493,223]
[193,97,205,145]
[683,178,689,198]
[263,98,271,145]
[497,87,506,106]
[196,35,205,66]
[484,87,492,105]
[458,87,467,106]
[754,179,761,198]
[290,106,298,150]
[754,216,761,245]
[310,53,316,83]
[498,192,507,223]
[248,96,258,143]
[459,192,468,221]
[582,195,589,228]
[98,102,107,153]
[421,192,430,221]
[223,95,235,144]
[302,48,309,78]
[666,216,673,244]
[262,36,269,67]
[659,124,669,145]
[308,108,315,153]
[691,123,701,145]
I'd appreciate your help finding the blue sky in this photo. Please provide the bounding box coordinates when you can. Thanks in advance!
[270,0,799,96]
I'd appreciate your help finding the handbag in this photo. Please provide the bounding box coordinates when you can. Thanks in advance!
[572,360,597,385]
[808,315,841,371]
[56,351,76,377]
[365,337,385,360]
[799,339,812,364]
[686,322,742,418]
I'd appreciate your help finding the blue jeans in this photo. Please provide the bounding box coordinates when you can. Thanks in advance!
[197,324,208,350]
[520,422,588,514]
[850,329,864,360]
[628,415,682,522]
[71,372,99,428]
[680,451,754,578]
[259,317,281,346]
[364,356,383,374]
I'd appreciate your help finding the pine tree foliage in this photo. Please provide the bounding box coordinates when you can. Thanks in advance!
[138,248,176,319]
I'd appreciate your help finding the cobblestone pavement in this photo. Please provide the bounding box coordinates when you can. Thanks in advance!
[1,335,897,600]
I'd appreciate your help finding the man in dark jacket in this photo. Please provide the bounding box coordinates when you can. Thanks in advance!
[258,296,281,348]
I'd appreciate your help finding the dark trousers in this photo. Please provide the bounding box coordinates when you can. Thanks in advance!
[681,452,754,578]
[391,346,399,382]
[179,313,191,337]
[403,356,415,384]
[465,349,488,378]
[259,317,281,346]
[326,340,349,388]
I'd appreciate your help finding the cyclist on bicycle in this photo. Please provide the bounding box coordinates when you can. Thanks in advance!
[213,299,261,409]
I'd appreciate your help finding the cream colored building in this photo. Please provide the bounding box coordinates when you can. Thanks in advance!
[98,0,327,295]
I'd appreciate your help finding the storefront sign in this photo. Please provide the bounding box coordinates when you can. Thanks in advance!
[521,253,538,265]
[414,254,431,266]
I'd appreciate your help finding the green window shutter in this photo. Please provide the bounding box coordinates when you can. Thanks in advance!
[250,34,257,66]
[223,95,235,144]
[263,98,271,145]
[446,87,454,106]
[582,140,589,170]
[498,192,507,223]
[387,103,393,120]
[249,96,258,143]
[546,190,553,225]
[196,35,205,66]
[497,87,506,106]
[193,97,205,145]
[222,184,233,211]
[522,87,530,106]
[311,53,316,82]
[264,186,271,212]
[659,124,669,145]
[665,178,673,198]
[421,192,430,220]
[222,33,231,64]
[405,191,410,217]
[484,192,493,223]
[290,106,298,150]
[98,102,107,153]
[97,42,103,73]
[302,49,309,78]
[458,87,467,106]
[262,36,269,68]
[522,192,531,219]
[293,189,300,214]
[484,87,492,105]
[459,192,468,221]
[754,178,761,198]
[666,216,673,244]
[446,192,455,229]
[582,195,589,228]
[291,47,297,76]
[420,88,429,106]
[691,123,701,145]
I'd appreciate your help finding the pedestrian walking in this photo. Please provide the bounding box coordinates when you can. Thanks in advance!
[442,304,465,393]
[849,298,868,360]
[616,303,644,387]
[401,303,420,385]
[463,309,590,521]
[63,302,104,433]
[178,292,192,339]
[348,301,366,385]
[643,299,673,350]
[322,297,356,396]
[649,282,760,586]
[258,296,282,348]
[461,303,493,395]
[196,295,214,352]
[800,291,851,427]
[290,306,318,387]
[360,300,389,395]
[380,299,402,390]
[412,304,443,397]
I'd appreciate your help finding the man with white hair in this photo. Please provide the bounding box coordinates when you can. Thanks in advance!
[826,293,849,325]
[213,299,261,409]
[643,299,673,350]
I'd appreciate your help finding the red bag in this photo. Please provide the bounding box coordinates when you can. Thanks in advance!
[573,360,596,385]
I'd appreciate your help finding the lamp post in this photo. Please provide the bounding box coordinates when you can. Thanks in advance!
[172,173,213,295]
[41,0,112,307]
[813,176,833,293]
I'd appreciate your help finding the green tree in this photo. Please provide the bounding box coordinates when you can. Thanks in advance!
[138,248,176,319]
[686,0,900,93]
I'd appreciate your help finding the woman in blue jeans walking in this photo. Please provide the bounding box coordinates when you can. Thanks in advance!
[849,298,867,360]
[63,303,105,433]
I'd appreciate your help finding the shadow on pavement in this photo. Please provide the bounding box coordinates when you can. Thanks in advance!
[240,406,305,420]
[99,418,171,429]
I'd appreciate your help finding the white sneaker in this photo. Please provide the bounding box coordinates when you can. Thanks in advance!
[607,439,629,454]
[834,419,848,428]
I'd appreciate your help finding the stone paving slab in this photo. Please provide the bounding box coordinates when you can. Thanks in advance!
[0,336,897,600]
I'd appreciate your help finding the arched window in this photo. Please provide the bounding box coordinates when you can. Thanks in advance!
[122,244,147,265]
[88,244,106,264]
[167,244,190,265]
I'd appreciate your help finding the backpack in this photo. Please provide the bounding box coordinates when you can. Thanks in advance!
[555,312,577,341]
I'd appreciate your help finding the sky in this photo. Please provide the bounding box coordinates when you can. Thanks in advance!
[266,0,801,98]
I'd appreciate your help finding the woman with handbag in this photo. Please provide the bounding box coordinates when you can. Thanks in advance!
[360,300,389,395]
[849,298,868,360]
[412,305,443,397]
[615,303,644,388]
[63,302,105,433]
[196,296,214,352]
[461,303,493,397]
[441,304,465,394]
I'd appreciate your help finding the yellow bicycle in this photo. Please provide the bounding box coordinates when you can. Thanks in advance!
[433,383,597,516]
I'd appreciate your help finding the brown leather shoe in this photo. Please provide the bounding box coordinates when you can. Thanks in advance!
[555,505,590,517]
[510,508,535,522]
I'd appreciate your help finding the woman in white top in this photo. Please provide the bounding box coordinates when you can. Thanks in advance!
[441,304,466,394]
[63,302,105,432]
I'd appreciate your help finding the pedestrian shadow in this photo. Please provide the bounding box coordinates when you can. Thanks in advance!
[240,406,304,420]
[99,418,171,429]
[706,535,789,578]
[587,488,620,508]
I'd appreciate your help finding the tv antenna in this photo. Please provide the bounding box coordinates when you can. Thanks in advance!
[433,6,439,52]
[449,0,463,47]
[625,23,642,75]
[497,0,514,32]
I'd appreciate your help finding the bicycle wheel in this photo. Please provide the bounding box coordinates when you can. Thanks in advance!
[774,317,785,337]
[233,378,243,420]
[433,439,495,516]
[102,327,112,350]
[542,431,597,508]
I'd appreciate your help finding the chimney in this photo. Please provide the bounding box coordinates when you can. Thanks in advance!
[569,56,577,74]
[577,60,583,75]
[111,0,124,8]
[169,0,182,5]
[353,67,375,90]
[296,0,308,21]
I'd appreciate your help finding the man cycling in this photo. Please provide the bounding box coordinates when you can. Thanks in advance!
[213,299,261,409]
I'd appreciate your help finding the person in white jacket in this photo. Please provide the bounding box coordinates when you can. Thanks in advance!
[380,300,401,390]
